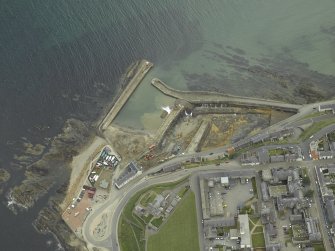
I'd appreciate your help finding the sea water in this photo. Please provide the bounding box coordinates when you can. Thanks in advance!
[1,0,335,250]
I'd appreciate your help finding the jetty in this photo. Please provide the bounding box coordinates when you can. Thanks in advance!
[99,60,153,132]
[151,78,302,113]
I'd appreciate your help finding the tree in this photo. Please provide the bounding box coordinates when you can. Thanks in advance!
[302,176,311,186]
[304,189,314,198]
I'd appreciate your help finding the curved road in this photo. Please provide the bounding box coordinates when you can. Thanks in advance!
[83,99,335,250]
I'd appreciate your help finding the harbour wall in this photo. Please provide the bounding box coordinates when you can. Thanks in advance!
[151,78,301,113]
[98,60,153,132]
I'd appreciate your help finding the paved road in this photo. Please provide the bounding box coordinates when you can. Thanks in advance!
[83,161,240,251]
[82,99,335,250]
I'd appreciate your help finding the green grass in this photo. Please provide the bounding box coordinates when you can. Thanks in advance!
[328,131,335,142]
[151,217,164,228]
[251,177,258,198]
[240,205,254,214]
[253,226,263,233]
[151,177,189,194]
[119,216,145,251]
[268,148,288,156]
[300,118,335,140]
[252,232,265,247]
[249,220,254,231]
[249,216,260,225]
[178,186,189,198]
[147,192,200,251]
[139,191,156,207]
[142,214,154,224]
[299,111,326,120]
[312,243,326,251]
[118,177,189,251]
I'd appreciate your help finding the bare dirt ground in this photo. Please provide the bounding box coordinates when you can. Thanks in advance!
[103,125,153,166]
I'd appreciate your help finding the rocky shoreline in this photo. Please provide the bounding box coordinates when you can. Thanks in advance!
[5,61,143,250]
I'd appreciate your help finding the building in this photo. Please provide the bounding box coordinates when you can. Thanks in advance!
[162,163,181,172]
[115,162,142,189]
[319,151,334,160]
[261,182,270,201]
[265,223,277,237]
[289,214,303,224]
[239,214,252,249]
[240,153,260,166]
[270,155,285,163]
[229,229,239,240]
[204,217,235,228]
[318,104,335,113]
[262,169,273,181]
[326,200,335,223]
[266,243,281,251]
[277,196,299,211]
[221,177,229,186]
[305,217,321,241]
[271,168,291,181]
[261,206,276,224]
[152,194,164,209]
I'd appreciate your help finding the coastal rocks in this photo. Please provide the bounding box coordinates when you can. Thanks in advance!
[0,168,10,184]
[186,46,333,104]
[34,200,88,251]
[8,118,93,210]
[0,168,10,195]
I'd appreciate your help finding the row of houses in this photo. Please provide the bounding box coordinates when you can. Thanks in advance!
[229,127,294,154]
[241,146,301,166]
[261,167,322,246]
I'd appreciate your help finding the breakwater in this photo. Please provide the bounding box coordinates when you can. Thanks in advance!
[151,78,302,113]
[99,60,153,132]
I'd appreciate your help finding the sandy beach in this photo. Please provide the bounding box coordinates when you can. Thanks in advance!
[60,136,107,210]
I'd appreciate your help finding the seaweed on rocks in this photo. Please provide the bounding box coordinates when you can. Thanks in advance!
[34,200,88,251]
[8,119,93,211]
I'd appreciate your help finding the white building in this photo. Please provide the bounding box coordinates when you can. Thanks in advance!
[220,177,229,186]
[239,214,252,249]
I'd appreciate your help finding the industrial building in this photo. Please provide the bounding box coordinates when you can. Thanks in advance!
[239,214,251,249]
[115,162,142,189]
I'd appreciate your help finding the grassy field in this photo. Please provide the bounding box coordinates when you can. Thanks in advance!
[268,148,288,156]
[312,243,326,251]
[139,191,156,207]
[151,216,163,228]
[299,118,335,140]
[252,232,265,248]
[299,111,326,120]
[253,226,263,233]
[251,177,258,198]
[118,177,189,251]
[147,191,200,251]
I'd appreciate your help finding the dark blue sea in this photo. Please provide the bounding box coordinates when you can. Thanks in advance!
[0,1,203,250]
[1,0,335,250]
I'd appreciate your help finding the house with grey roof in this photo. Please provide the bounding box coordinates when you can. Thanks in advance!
[305,217,321,241]
[319,151,334,160]
[326,200,335,223]
[261,182,270,201]
[265,223,277,238]
[318,103,335,113]
[270,155,285,163]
